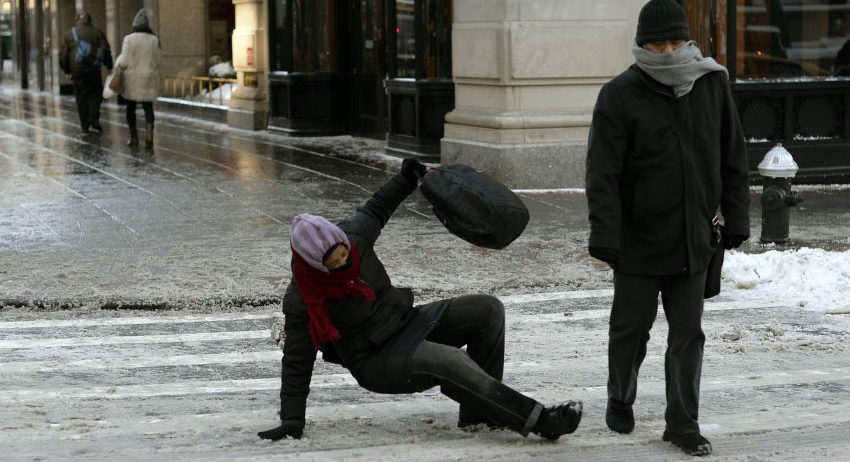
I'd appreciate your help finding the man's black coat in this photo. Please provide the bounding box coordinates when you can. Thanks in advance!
[277,172,444,428]
[586,65,750,275]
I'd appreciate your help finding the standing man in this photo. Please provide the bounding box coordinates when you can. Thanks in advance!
[585,0,750,456]
[60,12,113,134]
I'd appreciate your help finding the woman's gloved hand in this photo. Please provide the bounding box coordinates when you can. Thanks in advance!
[257,423,303,441]
[401,158,428,182]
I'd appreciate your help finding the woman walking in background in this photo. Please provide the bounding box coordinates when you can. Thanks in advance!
[114,9,161,148]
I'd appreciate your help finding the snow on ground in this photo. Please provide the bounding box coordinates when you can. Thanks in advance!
[723,248,850,312]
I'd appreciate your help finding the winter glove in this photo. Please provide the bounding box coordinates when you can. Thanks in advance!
[589,246,620,264]
[401,158,428,182]
[722,230,747,250]
[257,423,303,441]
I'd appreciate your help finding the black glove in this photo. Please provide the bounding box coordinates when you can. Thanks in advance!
[722,231,747,250]
[589,246,619,264]
[401,158,427,182]
[258,423,303,441]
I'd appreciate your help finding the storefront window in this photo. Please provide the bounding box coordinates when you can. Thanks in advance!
[736,0,850,79]
[292,0,336,72]
[269,0,336,72]
[395,0,415,78]
[420,0,452,79]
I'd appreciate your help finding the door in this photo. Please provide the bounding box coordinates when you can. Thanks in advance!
[348,0,387,138]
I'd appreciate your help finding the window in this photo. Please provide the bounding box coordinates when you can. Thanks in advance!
[395,0,415,77]
[390,0,451,79]
[734,0,850,79]
[269,0,337,72]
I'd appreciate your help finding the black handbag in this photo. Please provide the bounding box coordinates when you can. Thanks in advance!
[419,164,530,249]
[704,216,724,299]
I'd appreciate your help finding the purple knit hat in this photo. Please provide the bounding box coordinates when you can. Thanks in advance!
[290,214,350,272]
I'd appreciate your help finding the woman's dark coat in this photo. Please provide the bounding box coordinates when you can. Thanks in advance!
[278,172,442,427]
[586,65,750,276]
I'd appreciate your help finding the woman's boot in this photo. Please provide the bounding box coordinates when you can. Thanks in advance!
[127,127,139,147]
[145,122,154,149]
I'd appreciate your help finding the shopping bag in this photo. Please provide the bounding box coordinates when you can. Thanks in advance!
[109,67,123,93]
[419,164,529,249]
[102,73,115,99]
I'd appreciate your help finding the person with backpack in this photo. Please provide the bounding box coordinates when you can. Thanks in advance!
[60,12,113,134]
[114,9,162,149]
[257,159,583,442]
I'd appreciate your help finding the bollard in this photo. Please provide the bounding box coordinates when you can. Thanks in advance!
[757,144,802,243]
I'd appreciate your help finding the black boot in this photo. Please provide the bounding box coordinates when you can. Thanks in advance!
[145,122,154,149]
[606,403,635,434]
[127,128,138,147]
[531,401,583,440]
[663,432,712,456]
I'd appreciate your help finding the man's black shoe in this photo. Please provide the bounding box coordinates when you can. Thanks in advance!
[90,122,103,133]
[80,124,90,133]
[532,401,582,441]
[606,405,635,434]
[663,432,712,456]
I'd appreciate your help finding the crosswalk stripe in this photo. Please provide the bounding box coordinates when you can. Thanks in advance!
[0,312,279,330]
[0,350,282,373]
[1,364,848,403]
[0,329,269,349]
[0,290,615,331]
[0,298,790,351]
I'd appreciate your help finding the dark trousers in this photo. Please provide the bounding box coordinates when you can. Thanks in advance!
[608,270,707,436]
[125,100,154,128]
[72,71,103,129]
[408,294,543,436]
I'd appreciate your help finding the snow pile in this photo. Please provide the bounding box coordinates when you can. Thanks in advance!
[723,248,850,312]
[208,62,236,78]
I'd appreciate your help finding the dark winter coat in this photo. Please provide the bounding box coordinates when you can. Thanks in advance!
[278,172,445,428]
[586,65,750,276]
[59,17,113,77]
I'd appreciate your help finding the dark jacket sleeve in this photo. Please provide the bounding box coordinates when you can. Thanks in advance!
[279,282,317,427]
[719,78,751,237]
[586,84,629,251]
[338,172,419,245]
[99,30,114,71]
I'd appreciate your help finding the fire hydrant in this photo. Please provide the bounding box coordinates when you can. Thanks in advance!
[757,143,802,243]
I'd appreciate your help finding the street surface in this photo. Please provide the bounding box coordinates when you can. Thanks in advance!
[1,88,849,460]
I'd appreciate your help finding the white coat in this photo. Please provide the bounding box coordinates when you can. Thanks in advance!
[115,32,161,102]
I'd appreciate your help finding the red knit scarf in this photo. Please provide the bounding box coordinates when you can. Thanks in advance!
[292,243,375,350]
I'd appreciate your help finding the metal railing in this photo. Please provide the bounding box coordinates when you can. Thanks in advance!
[162,76,238,106]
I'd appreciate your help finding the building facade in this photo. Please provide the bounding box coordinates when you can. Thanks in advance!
[3,0,850,186]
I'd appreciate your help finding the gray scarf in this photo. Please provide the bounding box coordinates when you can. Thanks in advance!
[632,41,728,98]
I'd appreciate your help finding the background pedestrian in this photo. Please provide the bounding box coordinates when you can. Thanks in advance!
[59,12,113,134]
[114,9,161,149]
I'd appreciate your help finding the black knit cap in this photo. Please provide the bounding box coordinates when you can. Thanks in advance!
[636,0,690,46]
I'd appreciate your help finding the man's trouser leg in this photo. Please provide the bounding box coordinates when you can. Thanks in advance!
[72,82,89,129]
[409,295,542,435]
[660,271,706,437]
[607,272,662,411]
[88,80,103,126]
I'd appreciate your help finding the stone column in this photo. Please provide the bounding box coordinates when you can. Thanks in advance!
[442,0,644,188]
[227,0,267,130]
